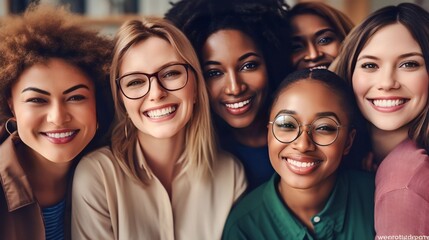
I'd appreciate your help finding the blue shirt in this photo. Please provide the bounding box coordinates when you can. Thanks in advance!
[221,139,274,192]
[42,199,65,240]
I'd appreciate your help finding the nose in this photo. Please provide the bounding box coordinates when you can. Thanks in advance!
[292,127,316,152]
[224,70,247,95]
[376,67,401,91]
[304,42,323,62]
[47,102,71,126]
[148,77,167,101]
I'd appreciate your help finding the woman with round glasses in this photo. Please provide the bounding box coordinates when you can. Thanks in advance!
[71,17,247,239]
[222,69,375,239]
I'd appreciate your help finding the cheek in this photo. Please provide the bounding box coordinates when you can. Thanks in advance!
[122,98,141,120]
[78,102,97,125]
[351,71,369,99]
[326,41,341,57]
[206,80,222,101]
[268,131,283,161]
[291,52,303,65]
[411,71,429,99]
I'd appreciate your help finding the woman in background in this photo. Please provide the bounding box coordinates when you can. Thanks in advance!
[71,17,246,240]
[332,3,429,235]
[166,0,292,191]
[0,5,112,240]
[289,1,354,70]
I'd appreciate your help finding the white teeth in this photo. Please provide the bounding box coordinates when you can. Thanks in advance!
[46,131,75,139]
[146,106,176,118]
[225,99,251,109]
[372,99,404,107]
[287,159,317,168]
[310,65,327,70]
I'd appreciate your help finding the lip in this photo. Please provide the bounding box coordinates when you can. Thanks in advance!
[367,97,409,113]
[143,103,178,122]
[281,155,322,175]
[222,97,253,115]
[41,129,79,144]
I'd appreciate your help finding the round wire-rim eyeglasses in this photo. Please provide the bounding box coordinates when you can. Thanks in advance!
[268,114,343,146]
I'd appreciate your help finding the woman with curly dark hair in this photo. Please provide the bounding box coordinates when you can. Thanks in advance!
[0,5,113,240]
[165,0,292,191]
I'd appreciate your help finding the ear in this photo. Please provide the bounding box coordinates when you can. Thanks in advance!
[343,129,356,156]
[7,98,15,116]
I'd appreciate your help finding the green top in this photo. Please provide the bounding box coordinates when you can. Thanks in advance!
[222,170,375,240]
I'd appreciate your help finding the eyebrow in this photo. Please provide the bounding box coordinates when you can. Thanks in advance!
[238,52,261,62]
[21,84,90,95]
[314,28,336,37]
[357,52,424,61]
[63,84,90,94]
[121,62,184,76]
[203,52,261,67]
[292,28,336,41]
[276,110,340,121]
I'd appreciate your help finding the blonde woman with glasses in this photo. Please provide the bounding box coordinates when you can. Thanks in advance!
[71,17,247,240]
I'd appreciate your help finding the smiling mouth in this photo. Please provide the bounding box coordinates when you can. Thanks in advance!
[284,157,322,167]
[309,64,329,70]
[281,156,322,175]
[144,105,177,119]
[287,158,321,167]
[224,98,251,109]
[371,99,407,107]
[44,130,78,139]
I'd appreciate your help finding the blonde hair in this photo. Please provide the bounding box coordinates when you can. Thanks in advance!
[110,17,216,184]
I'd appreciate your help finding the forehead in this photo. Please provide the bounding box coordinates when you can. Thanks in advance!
[202,29,260,59]
[358,23,421,57]
[13,58,94,92]
[120,36,182,74]
[291,14,331,34]
[271,80,348,121]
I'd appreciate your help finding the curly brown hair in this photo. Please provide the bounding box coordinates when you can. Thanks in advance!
[0,4,113,134]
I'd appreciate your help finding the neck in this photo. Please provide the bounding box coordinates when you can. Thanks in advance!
[137,128,186,198]
[278,173,337,233]
[370,124,409,164]
[18,144,72,207]
[231,117,268,147]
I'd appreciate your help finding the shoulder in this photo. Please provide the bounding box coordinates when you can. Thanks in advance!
[213,150,244,172]
[340,169,375,200]
[376,139,429,198]
[343,169,375,185]
[382,139,428,165]
[223,178,273,232]
[77,147,115,168]
[74,146,117,180]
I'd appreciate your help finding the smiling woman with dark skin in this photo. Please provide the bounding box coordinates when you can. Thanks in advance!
[166,0,292,191]
[222,69,375,240]
[289,2,354,71]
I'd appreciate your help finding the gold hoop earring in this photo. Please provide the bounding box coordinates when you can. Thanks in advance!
[5,118,17,135]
